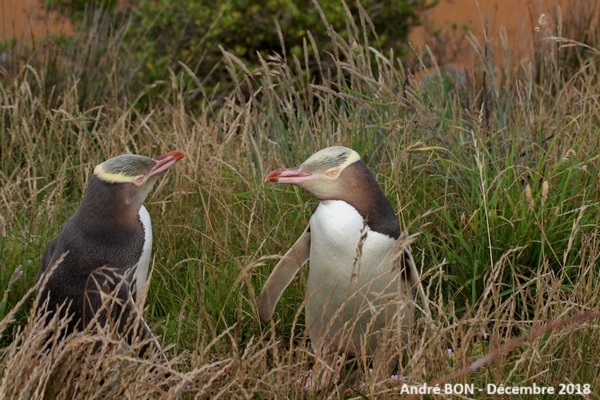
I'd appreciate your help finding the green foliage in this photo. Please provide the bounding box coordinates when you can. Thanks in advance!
[45,0,434,108]
[130,0,430,82]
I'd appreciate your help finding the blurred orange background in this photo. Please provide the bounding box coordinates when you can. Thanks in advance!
[0,0,72,42]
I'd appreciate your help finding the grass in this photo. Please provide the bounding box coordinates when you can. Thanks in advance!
[1,2,599,398]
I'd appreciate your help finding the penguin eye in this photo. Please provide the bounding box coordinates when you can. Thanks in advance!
[132,175,146,187]
[324,169,339,178]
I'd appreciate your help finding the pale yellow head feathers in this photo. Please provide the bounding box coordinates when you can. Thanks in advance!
[264,146,364,200]
[93,151,185,188]
[93,154,157,187]
[300,146,361,179]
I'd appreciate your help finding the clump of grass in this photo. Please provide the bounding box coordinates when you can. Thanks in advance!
[1,1,599,397]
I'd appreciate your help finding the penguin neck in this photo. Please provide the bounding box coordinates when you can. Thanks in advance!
[321,162,400,239]
[77,174,145,230]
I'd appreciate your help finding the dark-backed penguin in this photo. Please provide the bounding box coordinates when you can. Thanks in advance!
[258,146,416,357]
[37,150,185,358]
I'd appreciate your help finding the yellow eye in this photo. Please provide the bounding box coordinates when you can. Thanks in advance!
[133,175,146,186]
[325,170,338,178]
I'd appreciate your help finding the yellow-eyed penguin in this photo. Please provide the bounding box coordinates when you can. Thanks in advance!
[37,150,185,357]
[258,146,416,356]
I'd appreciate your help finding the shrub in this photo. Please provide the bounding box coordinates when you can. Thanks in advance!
[46,0,435,108]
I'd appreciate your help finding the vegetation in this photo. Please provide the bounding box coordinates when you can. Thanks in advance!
[1,1,599,398]
[42,0,434,109]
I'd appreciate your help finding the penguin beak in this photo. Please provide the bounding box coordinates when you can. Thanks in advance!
[265,167,317,184]
[150,151,185,177]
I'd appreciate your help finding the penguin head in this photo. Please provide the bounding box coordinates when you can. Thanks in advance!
[94,151,185,186]
[265,146,362,200]
[90,151,185,212]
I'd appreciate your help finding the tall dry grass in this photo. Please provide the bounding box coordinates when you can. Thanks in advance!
[0,2,599,398]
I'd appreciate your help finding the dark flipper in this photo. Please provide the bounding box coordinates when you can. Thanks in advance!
[258,226,311,322]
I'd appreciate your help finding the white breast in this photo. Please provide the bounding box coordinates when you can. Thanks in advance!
[135,205,153,302]
[308,200,396,284]
[306,200,401,355]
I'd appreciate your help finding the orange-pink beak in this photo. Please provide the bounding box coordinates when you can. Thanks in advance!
[150,151,185,177]
[264,166,316,184]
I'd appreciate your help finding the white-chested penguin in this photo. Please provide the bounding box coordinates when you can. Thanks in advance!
[258,146,417,357]
[37,150,185,358]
